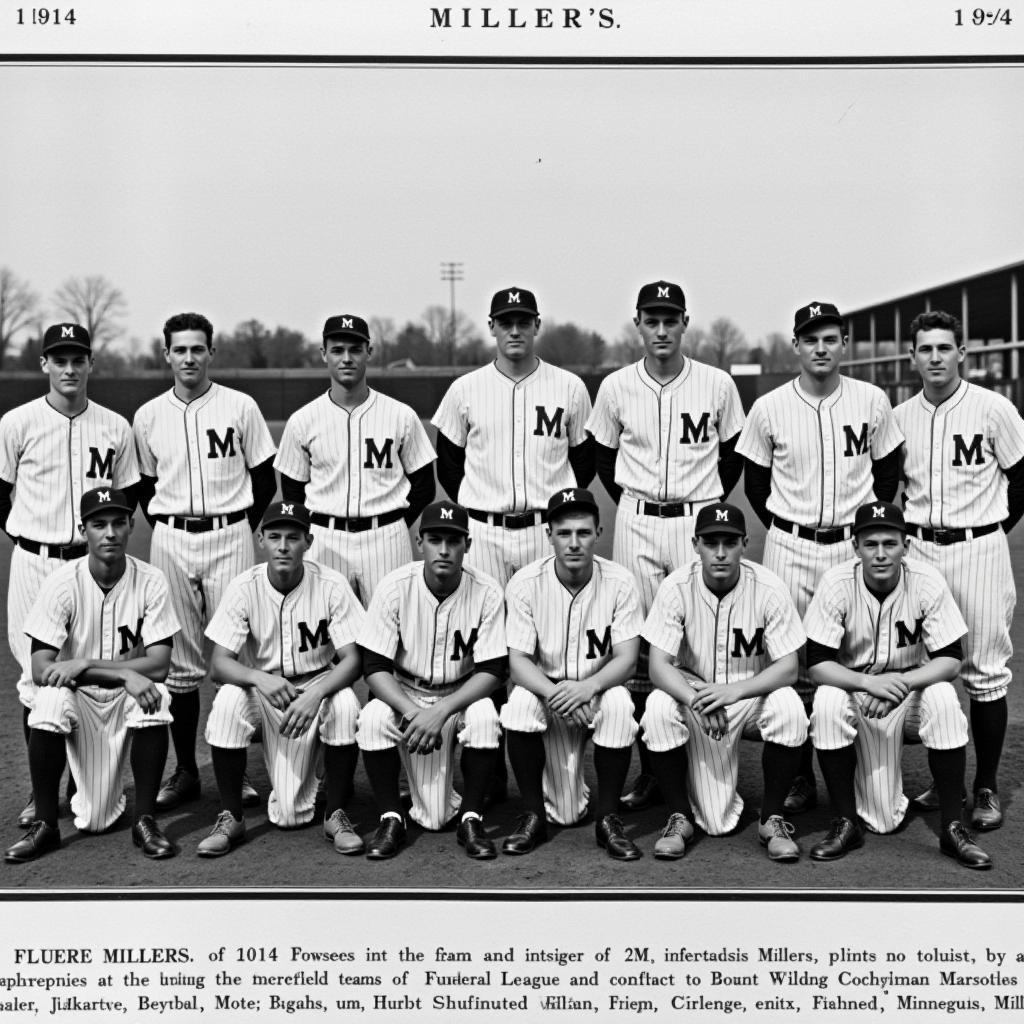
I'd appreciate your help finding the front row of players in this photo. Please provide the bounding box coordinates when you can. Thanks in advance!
[5,484,992,871]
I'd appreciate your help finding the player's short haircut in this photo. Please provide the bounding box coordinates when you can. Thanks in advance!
[908,309,963,346]
[163,312,214,349]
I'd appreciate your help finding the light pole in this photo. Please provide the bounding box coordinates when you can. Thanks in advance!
[440,262,463,366]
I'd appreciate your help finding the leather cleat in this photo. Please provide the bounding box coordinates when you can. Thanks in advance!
[619,773,663,812]
[758,815,800,862]
[132,815,177,859]
[17,794,36,830]
[197,810,245,857]
[782,776,818,815]
[940,821,992,870]
[911,783,966,813]
[502,812,548,855]
[5,821,61,864]
[970,789,1003,832]
[155,767,201,811]
[810,817,864,861]
[324,810,365,855]
[456,816,497,860]
[653,812,695,860]
[241,773,260,808]
[595,813,642,861]
[366,816,406,860]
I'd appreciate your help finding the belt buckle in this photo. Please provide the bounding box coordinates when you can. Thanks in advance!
[506,512,531,528]
[932,529,955,545]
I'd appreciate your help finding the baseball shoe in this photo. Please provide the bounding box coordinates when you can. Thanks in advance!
[595,813,642,861]
[653,812,695,860]
[782,775,818,815]
[970,789,1003,831]
[910,783,966,813]
[197,811,245,858]
[619,773,662,812]
[132,815,177,860]
[456,817,497,860]
[155,767,201,811]
[502,813,548,855]
[323,810,364,856]
[940,821,992,870]
[5,821,61,864]
[366,816,406,860]
[16,794,36,830]
[758,815,800,862]
[809,817,864,861]
[241,773,260,808]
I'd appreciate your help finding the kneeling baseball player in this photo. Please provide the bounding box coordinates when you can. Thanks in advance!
[641,503,808,862]
[356,500,507,860]
[197,502,365,856]
[501,488,643,859]
[804,502,991,869]
[5,488,180,864]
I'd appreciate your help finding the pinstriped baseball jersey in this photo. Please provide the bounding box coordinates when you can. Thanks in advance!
[133,383,276,516]
[275,389,435,517]
[894,380,1024,528]
[358,562,506,694]
[0,398,140,545]
[431,359,591,512]
[585,358,745,502]
[736,376,903,527]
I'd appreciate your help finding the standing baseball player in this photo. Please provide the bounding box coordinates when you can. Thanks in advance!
[586,280,746,811]
[355,500,506,860]
[894,310,1024,831]
[4,487,180,864]
[0,322,140,828]
[275,313,435,608]
[803,501,991,869]
[196,502,365,857]
[501,488,643,860]
[134,312,277,812]
[736,300,903,814]
[640,502,808,862]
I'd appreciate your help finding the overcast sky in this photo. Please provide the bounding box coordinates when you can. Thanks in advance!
[2,64,1021,350]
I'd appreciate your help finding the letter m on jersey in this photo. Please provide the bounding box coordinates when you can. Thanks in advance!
[679,412,710,444]
[206,427,237,459]
[843,423,869,457]
[585,626,612,660]
[86,447,115,480]
[451,627,478,661]
[298,619,330,652]
[534,406,565,437]
[363,438,395,469]
[731,627,765,657]
[895,617,925,649]
[952,433,985,466]
[117,617,145,654]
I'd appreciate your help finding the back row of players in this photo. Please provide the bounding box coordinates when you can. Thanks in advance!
[2,282,1022,871]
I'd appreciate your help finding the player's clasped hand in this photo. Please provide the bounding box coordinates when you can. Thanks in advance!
[863,672,909,707]
[123,669,162,715]
[397,705,449,755]
[279,689,321,738]
[40,657,91,688]
[255,673,298,712]
[547,679,596,725]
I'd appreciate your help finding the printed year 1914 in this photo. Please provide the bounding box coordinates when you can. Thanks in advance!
[954,7,1012,23]
[16,7,76,23]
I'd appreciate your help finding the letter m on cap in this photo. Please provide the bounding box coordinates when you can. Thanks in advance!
[440,507,453,520]
[716,509,729,522]
[658,286,670,299]
[872,505,885,518]
[98,490,111,502]
[280,503,294,515]
[342,317,353,328]
[508,291,520,303]
[62,325,75,338]
[809,305,821,317]
[562,490,575,502]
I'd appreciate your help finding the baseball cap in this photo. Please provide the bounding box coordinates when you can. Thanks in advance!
[260,501,312,532]
[694,502,747,538]
[793,301,844,336]
[43,322,92,355]
[547,488,600,523]
[419,500,470,535]
[852,501,907,536]
[636,280,687,313]
[80,487,133,523]
[322,314,371,344]
[489,288,539,318]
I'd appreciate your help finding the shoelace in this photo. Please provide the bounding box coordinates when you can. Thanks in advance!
[765,817,795,840]
[662,813,690,837]
[212,810,237,834]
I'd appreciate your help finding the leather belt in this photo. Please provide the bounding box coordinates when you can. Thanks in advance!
[640,499,702,518]
[466,509,547,529]
[772,516,853,545]
[907,522,1000,546]
[16,538,87,560]
[153,510,248,533]
[309,508,405,533]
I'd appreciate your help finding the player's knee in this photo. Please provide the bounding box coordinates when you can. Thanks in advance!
[760,686,808,746]
[320,688,361,745]
[27,686,75,734]
[639,689,687,752]
[356,699,400,751]
[460,698,501,749]
[592,685,637,748]
[204,684,255,748]
[499,686,547,733]
[919,682,969,749]
[809,685,855,748]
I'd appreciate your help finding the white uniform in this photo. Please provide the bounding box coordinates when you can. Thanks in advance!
[586,357,745,688]
[501,555,643,825]
[431,359,592,586]
[204,560,365,828]
[894,381,1024,702]
[0,397,140,695]
[275,389,435,605]
[22,556,179,832]
[804,557,969,833]
[640,559,807,835]
[133,383,276,692]
[356,562,506,829]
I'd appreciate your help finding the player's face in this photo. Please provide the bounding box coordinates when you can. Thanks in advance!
[911,328,964,391]
[853,528,908,589]
[547,511,601,573]
[258,526,312,577]
[489,314,539,363]
[417,529,469,584]
[322,338,372,387]
[634,307,688,363]
[693,532,746,589]
[79,510,132,562]
[164,329,213,387]
[40,349,93,400]
[793,324,847,380]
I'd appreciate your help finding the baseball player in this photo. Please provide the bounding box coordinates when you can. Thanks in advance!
[275,313,436,608]
[4,487,180,864]
[737,300,903,814]
[640,502,808,861]
[894,310,1024,831]
[803,501,991,869]
[586,280,746,812]
[500,488,643,860]
[134,312,277,812]
[196,502,365,857]
[0,322,140,829]
[355,500,507,860]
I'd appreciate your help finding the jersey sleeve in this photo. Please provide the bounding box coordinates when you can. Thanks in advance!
[734,399,773,467]
[327,578,367,650]
[802,575,847,649]
[112,416,141,489]
[141,569,180,645]
[921,575,969,653]
[132,410,158,478]
[358,578,402,658]
[0,410,23,484]
[641,577,686,655]
[990,394,1024,469]
[718,374,746,441]
[239,396,277,468]
[763,584,806,660]
[23,574,74,650]
[869,390,904,459]
[205,577,252,653]
[471,580,508,663]
[504,575,539,656]
[430,377,468,446]
[567,376,593,447]
[273,412,311,482]
[585,377,620,448]
[398,406,437,474]
[611,575,644,646]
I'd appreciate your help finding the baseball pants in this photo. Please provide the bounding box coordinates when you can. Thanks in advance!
[311,519,412,608]
[464,519,548,589]
[10,545,71,701]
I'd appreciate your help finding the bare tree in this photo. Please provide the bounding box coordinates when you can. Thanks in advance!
[0,267,41,364]
[368,316,397,367]
[52,274,127,348]
[755,331,799,373]
[694,316,750,369]
[421,305,482,365]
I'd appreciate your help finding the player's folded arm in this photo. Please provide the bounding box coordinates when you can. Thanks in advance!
[359,647,419,718]
[580,636,641,696]
[32,636,175,688]
[731,649,801,701]
[508,648,558,701]
[898,637,965,691]
[647,644,702,707]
